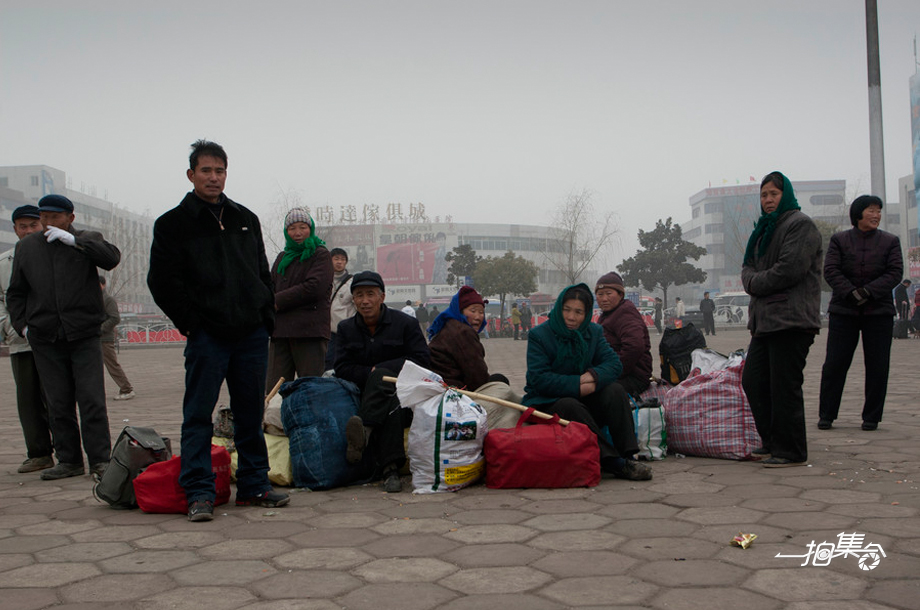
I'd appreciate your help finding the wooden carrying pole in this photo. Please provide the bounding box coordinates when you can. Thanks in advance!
[265,377,285,406]
[382,376,570,426]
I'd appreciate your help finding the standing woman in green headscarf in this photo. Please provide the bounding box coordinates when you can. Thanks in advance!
[267,208,333,392]
[523,284,652,480]
[741,172,823,467]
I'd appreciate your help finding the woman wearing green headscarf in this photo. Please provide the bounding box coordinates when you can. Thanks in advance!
[523,284,652,480]
[741,172,822,467]
[267,208,333,391]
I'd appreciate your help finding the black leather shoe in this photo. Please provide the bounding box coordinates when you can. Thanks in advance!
[817,419,832,430]
[236,489,290,507]
[40,462,85,480]
[861,421,878,431]
[762,457,806,468]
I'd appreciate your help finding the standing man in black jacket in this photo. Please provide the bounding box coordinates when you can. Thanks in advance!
[7,194,120,480]
[335,271,431,492]
[148,140,288,522]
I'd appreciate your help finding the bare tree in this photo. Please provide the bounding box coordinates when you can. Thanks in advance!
[540,188,618,285]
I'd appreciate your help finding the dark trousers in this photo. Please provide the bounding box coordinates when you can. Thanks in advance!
[29,334,111,465]
[819,314,893,425]
[181,327,271,502]
[543,382,639,470]
[10,351,53,459]
[618,373,651,397]
[359,368,412,472]
[742,330,814,462]
[513,323,520,340]
[102,340,133,393]
[266,337,328,392]
[702,313,716,336]
[654,318,662,334]
[325,332,338,370]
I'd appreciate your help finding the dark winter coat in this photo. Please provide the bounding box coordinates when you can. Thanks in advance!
[270,246,333,339]
[429,318,489,389]
[334,305,431,390]
[7,228,120,342]
[741,210,823,335]
[597,299,652,386]
[824,227,902,317]
[523,320,623,407]
[147,192,275,338]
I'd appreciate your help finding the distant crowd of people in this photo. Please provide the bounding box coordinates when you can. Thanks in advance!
[1,145,911,519]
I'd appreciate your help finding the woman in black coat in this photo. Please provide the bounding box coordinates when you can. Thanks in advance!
[817,195,903,431]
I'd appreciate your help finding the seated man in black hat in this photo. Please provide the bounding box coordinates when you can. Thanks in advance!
[334,271,430,492]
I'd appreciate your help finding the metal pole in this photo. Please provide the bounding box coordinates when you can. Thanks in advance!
[866,0,887,228]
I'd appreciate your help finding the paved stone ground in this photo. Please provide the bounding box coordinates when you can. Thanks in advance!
[0,326,918,610]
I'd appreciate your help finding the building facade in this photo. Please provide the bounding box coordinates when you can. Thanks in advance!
[0,165,155,313]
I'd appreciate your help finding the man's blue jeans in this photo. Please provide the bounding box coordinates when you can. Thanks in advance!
[180,326,271,502]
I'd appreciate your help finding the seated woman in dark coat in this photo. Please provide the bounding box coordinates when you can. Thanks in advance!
[523,284,652,481]
[428,286,509,389]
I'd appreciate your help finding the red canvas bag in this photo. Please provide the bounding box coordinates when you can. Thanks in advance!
[133,445,232,513]
[483,407,600,489]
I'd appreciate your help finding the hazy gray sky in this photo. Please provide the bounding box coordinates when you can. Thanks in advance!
[2,1,918,264]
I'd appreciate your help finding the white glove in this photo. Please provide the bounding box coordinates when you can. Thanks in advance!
[45,226,76,247]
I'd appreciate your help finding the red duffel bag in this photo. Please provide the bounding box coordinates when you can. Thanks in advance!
[483,407,600,489]
[133,445,232,513]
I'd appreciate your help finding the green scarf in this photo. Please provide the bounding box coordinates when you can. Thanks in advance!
[277,216,326,276]
[743,172,800,265]
[547,283,593,372]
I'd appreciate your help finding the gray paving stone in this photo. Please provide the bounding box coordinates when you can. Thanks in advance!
[34,541,132,563]
[650,586,782,610]
[0,562,101,587]
[98,549,200,573]
[442,524,536,544]
[219,521,311,539]
[371,516,459,535]
[169,559,277,586]
[761,510,858,531]
[739,497,826,512]
[0,553,32,572]
[785,602,898,610]
[658,492,745,507]
[447,494,532,510]
[439,566,552,594]
[863,579,920,610]
[238,601,342,610]
[676,506,766,524]
[199,538,295,560]
[597,502,680,519]
[0,587,59,610]
[274,547,373,570]
[70,524,161,542]
[859,517,920,537]
[379,502,458,519]
[451,508,534,524]
[521,512,611,532]
[361,533,460,558]
[353,557,458,582]
[16,519,101,536]
[647,479,724,495]
[527,530,625,551]
[530,550,637,576]
[633,558,750,586]
[518,499,603,514]
[800,489,884,504]
[308,511,389,528]
[287,527,381,548]
[134,531,225,549]
[442,542,546,568]
[618,537,722,561]
[744,567,868,601]
[140,585,256,610]
[250,570,364,599]
[606,517,698,537]
[588,488,665,505]
[336,582,457,610]
[58,573,173,603]
[439,593,565,610]
[541,575,658,606]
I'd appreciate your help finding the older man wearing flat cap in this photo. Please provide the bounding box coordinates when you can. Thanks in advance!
[333,271,430,492]
[1,205,54,474]
[6,194,121,480]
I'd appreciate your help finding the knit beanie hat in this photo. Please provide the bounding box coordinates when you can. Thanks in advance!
[284,207,313,228]
[596,271,625,295]
[457,286,486,311]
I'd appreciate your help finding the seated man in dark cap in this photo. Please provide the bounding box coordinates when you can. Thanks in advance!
[334,271,431,492]
[595,272,653,396]
[7,194,121,480]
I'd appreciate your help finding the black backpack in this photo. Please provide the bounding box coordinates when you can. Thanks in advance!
[659,323,707,384]
[94,426,172,509]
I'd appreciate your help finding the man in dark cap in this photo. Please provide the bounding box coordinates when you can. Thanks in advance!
[1,205,54,473]
[6,194,120,480]
[334,270,431,492]
[148,139,288,522]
